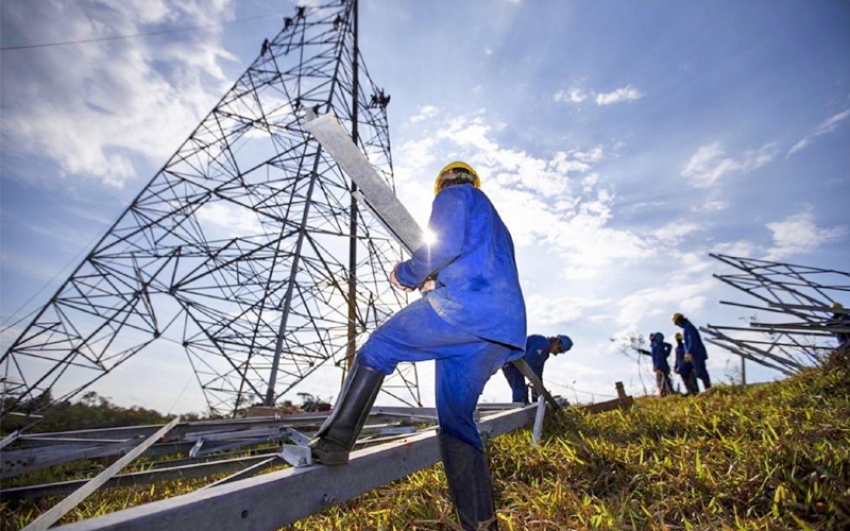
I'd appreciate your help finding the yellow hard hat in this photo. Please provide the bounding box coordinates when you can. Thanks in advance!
[434,161,480,195]
[832,302,844,310]
[672,313,685,325]
[675,332,683,341]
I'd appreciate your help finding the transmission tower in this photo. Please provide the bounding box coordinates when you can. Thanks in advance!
[0,0,422,419]
[702,254,849,374]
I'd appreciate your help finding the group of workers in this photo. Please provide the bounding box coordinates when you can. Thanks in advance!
[304,160,734,529]
[637,313,712,397]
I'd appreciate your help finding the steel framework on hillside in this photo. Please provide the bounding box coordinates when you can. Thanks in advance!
[0,0,421,420]
[702,253,849,374]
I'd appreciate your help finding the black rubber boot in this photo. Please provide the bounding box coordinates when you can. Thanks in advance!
[438,431,498,531]
[309,362,384,465]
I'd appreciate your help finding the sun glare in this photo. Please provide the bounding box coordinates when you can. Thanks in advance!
[423,229,437,246]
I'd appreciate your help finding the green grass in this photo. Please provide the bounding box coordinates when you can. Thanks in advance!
[4,351,849,530]
[285,351,850,530]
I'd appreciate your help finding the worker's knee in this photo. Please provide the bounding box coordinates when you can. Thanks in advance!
[357,340,396,375]
[439,418,483,452]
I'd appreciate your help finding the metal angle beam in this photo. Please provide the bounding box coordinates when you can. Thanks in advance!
[0,454,278,502]
[22,417,181,531]
[52,402,555,531]
[303,110,423,253]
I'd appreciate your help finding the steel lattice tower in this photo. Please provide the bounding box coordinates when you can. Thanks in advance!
[702,254,850,375]
[1,0,421,418]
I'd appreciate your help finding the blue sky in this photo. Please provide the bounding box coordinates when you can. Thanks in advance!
[1,0,849,413]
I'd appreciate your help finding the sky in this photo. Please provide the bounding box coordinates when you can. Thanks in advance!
[1,0,849,414]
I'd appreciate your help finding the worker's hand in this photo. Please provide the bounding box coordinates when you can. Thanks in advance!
[390,263,412,292]
[420,278,436,292]
[684,353,693,363]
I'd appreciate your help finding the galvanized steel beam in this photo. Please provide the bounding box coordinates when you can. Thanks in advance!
[51,402,556,531]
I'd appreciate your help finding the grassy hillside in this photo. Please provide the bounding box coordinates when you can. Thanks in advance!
[3,352,848,530]
[286,351,850,530]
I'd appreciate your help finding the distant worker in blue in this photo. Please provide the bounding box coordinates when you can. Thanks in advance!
[673,332,699,395]
[673,312,711,391]
[309,161,526,531]
[502,334,573,404]
[637,332,673,396]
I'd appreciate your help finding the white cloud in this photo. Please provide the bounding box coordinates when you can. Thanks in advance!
[617,279,713,329]
[525,294,610,326]
[554,86,643,106]
[787,109,850,157]
[651,221,702,245]
[0,0,236,188]
[392,113,652,279]
[681,142,778,188]
[711,240,756,258]
[194,201,265,239]
[764,211,846,260]
[595,85,643,105]
[409,105,440,123]
[554,88,587,103]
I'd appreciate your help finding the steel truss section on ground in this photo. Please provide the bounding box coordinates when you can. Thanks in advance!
[703,254,849,374]
[48,401,562,531]
[3,387,633,529]
[1,0,422,422]
[0,404,523,499]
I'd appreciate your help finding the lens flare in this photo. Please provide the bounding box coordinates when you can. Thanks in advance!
[423,228,437,246]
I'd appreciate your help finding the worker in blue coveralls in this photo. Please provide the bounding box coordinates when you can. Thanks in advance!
[502,334,573,404]
[637,332,673,396]
[309,161,525,531]
[673,313,711,391]
[673,332,699,395]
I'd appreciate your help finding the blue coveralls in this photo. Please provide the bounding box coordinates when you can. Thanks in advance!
[674,343,692,377]
[358,184,527,451]
[649,334,673,396]
[674,342,697,394]
[682,319,711,388]
[502,335,551,404]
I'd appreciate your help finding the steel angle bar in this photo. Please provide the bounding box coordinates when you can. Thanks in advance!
[750,322,850,333]
[22,417,181,531]
[303,110,424,254]
[512,358,564,410]
[531,399,546,447]
[702,327,805,369]
[721,339,834,349]
[198,457,280,491]
[0,454,278,501]
[0,431,20,451]
[703,338,796,376]
[183,426,283,442]
[769,302,850,314]
[371,411,439,424]
[16,437,132,446]
[194,435,286,459]
[370,406,439,416]
[52,400,560,531]
[706,324,835,337]
[2,441,139,479]
[5,414,330,453]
